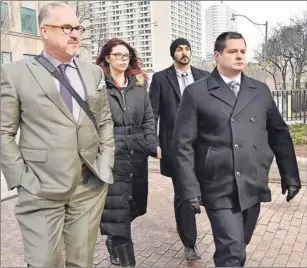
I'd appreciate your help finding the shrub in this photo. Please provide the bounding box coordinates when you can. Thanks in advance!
[289,123,307,145]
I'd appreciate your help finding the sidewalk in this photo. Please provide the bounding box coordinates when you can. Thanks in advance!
[1,171,306,267]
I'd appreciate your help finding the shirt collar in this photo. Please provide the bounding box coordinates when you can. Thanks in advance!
[42,51,76,69]
[175,67,192,77]
[219,72,241,85]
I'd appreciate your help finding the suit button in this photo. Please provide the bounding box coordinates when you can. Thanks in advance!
[250,117,256,122]
[236,171,241,177]
[254,144,260,149]
[231,118,236,123]
[129,173,133,178]
[77,125,81,130]
[234,144,239,149]
[256,171,261,176]
[130,150,134,155]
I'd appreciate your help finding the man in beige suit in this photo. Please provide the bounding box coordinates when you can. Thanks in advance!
[1,2,114,267]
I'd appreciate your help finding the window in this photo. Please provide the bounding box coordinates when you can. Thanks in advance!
[1,2,8,27]
[1,52,12,64]
[20,7,37,34]
[23,54,36,60]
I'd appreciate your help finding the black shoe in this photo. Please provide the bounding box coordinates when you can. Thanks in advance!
[105,236,120,266]
[185,246,201,262]
[114,242,136,267]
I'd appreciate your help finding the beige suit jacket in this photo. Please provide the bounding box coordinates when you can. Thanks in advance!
[1,57,114,200]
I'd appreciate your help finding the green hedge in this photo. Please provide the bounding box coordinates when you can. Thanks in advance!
[289,123,307,145]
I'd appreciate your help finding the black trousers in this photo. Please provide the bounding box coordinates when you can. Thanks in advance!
[171,176,197,247]
[206,203,260,267]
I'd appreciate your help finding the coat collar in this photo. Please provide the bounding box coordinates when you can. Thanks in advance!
[208,67,259,116]
[26,57,77,124]
[26,56,96,125]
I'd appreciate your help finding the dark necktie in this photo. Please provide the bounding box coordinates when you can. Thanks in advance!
[228,81,240,97]
[58,64,73,113]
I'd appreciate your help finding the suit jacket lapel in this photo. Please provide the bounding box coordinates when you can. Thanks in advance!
[166,66,181,100]
[26,59,77,124]
[232,74,259,117]
[208,68,237,108]
[74,58,96,123]
[191,66,203,81]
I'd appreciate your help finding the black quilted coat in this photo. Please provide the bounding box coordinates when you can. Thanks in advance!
[100,74,157,238]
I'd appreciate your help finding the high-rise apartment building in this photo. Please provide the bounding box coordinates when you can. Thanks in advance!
[205,2,237,61]
[90,1,202,71]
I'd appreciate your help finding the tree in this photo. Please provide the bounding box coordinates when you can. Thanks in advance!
[290,15,307,89]
[255,13,307,90]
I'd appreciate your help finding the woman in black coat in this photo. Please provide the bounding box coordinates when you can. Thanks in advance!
[96,38,158,267]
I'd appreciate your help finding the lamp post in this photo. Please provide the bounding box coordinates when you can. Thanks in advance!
[231,13,268,83]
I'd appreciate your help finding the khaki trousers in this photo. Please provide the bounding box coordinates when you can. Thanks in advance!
[14,179,108,267]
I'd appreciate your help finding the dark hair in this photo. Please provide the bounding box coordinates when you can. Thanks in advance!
[214,32,246,53]
[96,38,146,78]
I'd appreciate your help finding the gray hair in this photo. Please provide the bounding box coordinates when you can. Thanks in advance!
[38,2,70,26]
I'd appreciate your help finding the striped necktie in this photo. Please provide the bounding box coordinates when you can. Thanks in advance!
[228,81,240,97]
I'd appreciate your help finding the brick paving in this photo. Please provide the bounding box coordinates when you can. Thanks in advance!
[1,171,306,267]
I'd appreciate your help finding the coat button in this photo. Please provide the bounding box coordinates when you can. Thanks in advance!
[256,171,261,176]
[254,144,260,149]
[234,144,239,149]
[129,173,133,178]
[250,117,256,122]
[236,171,241,177]
[231,118,236,123]
[130,150,134,155]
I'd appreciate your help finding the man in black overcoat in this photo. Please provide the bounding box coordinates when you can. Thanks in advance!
[172,32,301,267]
[149,38,209,261]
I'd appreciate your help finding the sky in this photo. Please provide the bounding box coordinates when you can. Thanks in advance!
[202,1,307,61]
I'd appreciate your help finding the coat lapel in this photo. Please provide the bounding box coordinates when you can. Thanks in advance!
[191,66,203,81]
[166,66,181,100]
[208,68,237,108]
[74,58,96,123]
[26,59,77,124]
[232,74,259,117]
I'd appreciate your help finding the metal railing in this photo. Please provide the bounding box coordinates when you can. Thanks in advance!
[271,89,307,124]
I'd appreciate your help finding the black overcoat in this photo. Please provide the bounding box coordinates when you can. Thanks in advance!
[173,68,301,211]
[149,65,209,177]
[100,74,157,238]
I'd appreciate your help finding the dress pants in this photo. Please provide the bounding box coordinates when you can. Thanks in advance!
[15,177,108,267]
[206,203,260,267]
[171,176,197,247]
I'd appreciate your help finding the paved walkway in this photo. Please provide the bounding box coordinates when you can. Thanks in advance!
[1,171,307,267]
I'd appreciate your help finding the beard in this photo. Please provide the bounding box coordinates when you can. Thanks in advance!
[174,56,190,66]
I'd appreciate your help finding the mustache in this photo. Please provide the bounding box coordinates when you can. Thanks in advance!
[68,40,79,44]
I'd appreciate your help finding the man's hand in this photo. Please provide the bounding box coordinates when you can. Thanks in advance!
[155,146,162,159]
[282,185,300,202]
[184,197,201,214]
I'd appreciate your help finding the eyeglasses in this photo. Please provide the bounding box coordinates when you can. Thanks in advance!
[44,24,85,35]
[110,53,131,60]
